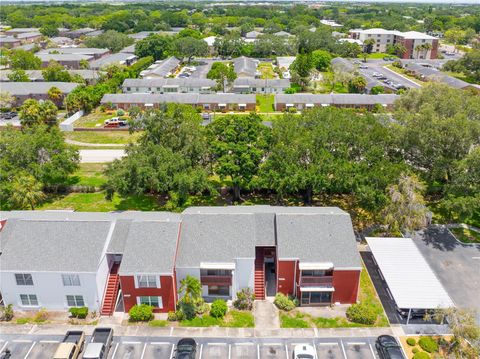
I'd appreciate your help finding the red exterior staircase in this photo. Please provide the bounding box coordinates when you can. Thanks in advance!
[254,248,265,300]
[101,263,120,316]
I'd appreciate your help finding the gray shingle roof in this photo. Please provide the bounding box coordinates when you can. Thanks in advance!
[405,62,471,89]
[0,82,80,96]
[233,56,258,77]
[0,218,112,272]
[142,57,180,78]
[123,77,216,89]
[117,217,181,275]
[38,48,109,56]
[177,206,361,268]
[0,70,99,82]
[37,53,93,62]
[276,93,399,106]
[101,93,256,105]
[89,53,137,69]
[233,78,290,88]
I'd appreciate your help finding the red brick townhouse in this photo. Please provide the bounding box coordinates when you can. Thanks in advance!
[0,206,361,315]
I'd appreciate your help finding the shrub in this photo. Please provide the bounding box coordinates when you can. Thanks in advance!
[175,309,185,321]
[69,307,88,319]
[233,288,255,311]
[149,320,168,327]
[418,336,438,353]
[288,106,297,113]
[197,302,210,315]
[34,308,49,323]
[413,352,430,359]
[274,293,296,311]
[116,109,125,116]
[406,338,416,346]
[210,299,228,318]
[167,311,177,321]
[412,348,419,354]
[346,303,376,325]
[0,304,14,321]
[129,304,154,322]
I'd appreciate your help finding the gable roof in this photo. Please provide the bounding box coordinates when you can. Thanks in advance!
[0,82,80,96]
[141,56,180,78]
[233,56,258,77]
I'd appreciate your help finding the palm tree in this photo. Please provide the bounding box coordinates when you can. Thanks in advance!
[422,43,432,58]
[179,275,201,305]
[363,38,376,55]
[47,86,63,103]
[414,44,423,59]
[10,174,45,210]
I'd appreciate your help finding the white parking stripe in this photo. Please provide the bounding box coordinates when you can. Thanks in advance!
[257,344,260,359]
[199,344,203,359]
[208,342,227,345]
[235,342,254,345]
[264,343,283,346]
[169,327,174,336]
[369,343,377,358]
[24,341,36,359]
[0,342,8,353]
[151,342,171,345]
[122,341,141,344]
[39,340,59,343]
[228,344,231,359]
[169,344,175,359]
[317,342,339,346]
[111,343,119,359]
[340,340,347,359]
[347,342,367,345]
[13,340,32,343]
[285,344,289,359]
[140,343,147,359]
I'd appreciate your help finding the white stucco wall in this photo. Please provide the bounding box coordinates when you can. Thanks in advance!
[95,255,111,310]
[0,271,104,311]
[234,258,255,295]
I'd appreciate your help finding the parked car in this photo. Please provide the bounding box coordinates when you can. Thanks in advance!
[83,328,113,359]
[293,344,317,359]
[396,308,426,319]
[383,56,395,61]
[104,117,127,128]
[53,330,85,359]
[174,338,197,359]
[376,335,405,359]
[0,349,11,359]
[0,112,17,120]
[359,65,368,69]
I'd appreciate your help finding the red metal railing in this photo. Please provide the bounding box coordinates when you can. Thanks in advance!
[200,275,232,286]
[300,276,333,287]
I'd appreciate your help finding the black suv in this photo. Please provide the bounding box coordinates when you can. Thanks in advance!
[376,335,405,359]
[174,338,197,359]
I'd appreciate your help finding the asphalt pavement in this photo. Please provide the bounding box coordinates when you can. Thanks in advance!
[0,334,386,359]
[79,149,126,163]
[357,62,421,90]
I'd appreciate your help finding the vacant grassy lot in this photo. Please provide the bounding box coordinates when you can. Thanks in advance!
[449,227,480,244]
[258,62,276,79]
[256,94,275,112]
[68,163,108,187]
[74,111,115,128]
[65,131,140,145]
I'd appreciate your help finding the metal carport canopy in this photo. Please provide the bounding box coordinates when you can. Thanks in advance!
[366,237,454,310]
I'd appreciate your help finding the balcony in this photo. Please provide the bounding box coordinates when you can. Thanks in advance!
[200,275,232,286]
[300,276,333,287]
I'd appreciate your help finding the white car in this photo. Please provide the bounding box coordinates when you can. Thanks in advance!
[293,344,317,359]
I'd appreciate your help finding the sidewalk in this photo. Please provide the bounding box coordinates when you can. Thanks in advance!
[0,322,395,338]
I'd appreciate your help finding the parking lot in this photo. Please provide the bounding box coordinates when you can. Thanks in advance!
[177,59,218,79]
[0,335,383,358]
[353,61,421,91]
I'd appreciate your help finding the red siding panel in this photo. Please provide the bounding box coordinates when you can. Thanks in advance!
[120,275,176,313]
[332,270,361,304]
[277,260,297,296]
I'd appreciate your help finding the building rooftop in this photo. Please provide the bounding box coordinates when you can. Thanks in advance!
[101,93,256,105]
[38,48,110,56]
[141,56,180,78]
[233,56,259,77]
[37,53,94,62]
[123,77,216,89]
[0,82,79,95]
[90,53,137,69]
[233,78,290,88]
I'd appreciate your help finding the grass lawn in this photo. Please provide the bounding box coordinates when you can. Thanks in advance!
[74,111,116,128]
[65,131,140,145]
[67,163,108,187]
[38,192,163,212]
[180,310,254,327]
[258,62,276,79]
[358,267,389,327]
[149,320,168,327]
[358,53,397,60]
[443,71,478,85]
[449,227,480,244]
[256,94,275,112]
[280,312,311,328]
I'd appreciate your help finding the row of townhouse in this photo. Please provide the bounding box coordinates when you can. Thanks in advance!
[0,206,362,315]
[122,78,291,95]
[100,93,399,112]
[0,82,80,107]
[101,93,257,112]
[349,28,439,60]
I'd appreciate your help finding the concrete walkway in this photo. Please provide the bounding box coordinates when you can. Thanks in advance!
[254,300,280,330]
[66,139,125,147]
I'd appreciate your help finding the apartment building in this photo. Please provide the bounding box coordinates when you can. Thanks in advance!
[0,206,362,314]
[101,93,257,112]
[122,78,216,94]
[232,78,290,94]
[349,28,438,59]
[38,48,110,60]
[274,93,399,112]
[0,82,80,106]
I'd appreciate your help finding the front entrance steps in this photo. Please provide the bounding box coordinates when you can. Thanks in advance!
[253,300,280,330]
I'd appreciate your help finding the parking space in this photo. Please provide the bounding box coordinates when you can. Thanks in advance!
[343,340,377,359]
[315,341,344,359]
[142,342,174,358]
[1,339,36,358]
[201,342,229,358]
[258,342,287,358]
[230,342,256,358]
[109,341,145,358]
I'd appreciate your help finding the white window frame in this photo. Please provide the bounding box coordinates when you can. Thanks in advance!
[15,273,33,286]
[135,275,159,288]
[137,296,163,309]
[20,294,38,306]
[66,295,85,307]
[62,274,81,286]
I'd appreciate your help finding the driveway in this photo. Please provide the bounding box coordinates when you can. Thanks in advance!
[412,226,480,323]
[79,149,126,163]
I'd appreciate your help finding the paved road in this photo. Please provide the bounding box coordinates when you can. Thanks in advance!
[358,62,421,89]
[0,334,386,359]
[79,149,125,163]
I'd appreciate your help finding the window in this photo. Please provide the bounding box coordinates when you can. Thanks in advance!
[62,274,81,286]
[66,295,85,307]
[301,291,331,305]
[201,269,231,277]
[138,296,163,308]
[208,285,229,296]
[15,273,33,286]
[302,270,332,277]
[20,294,38,306]
[137,275,158,288]
[126,87,131,91]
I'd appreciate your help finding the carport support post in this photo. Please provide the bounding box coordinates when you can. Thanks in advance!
[407,308,412,325]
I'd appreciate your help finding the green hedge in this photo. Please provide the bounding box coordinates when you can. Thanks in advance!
[418,336,438,353]
[413,352,430,359]
[346,303,376,325]
[69,307,88,319]
[406,338,416,346]
[274,293,297,311]
[210,299,228,318]
[129,304,154,322]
